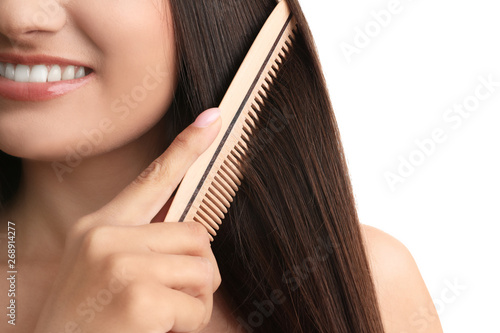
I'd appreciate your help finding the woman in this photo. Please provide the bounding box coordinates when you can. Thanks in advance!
[0,0,442,332]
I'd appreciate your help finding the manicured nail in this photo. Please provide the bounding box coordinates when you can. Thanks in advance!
[192,108,221,128]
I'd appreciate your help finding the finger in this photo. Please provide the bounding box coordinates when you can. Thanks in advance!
[164,289,213,333]
[137,222,213,256]
[138,222,223,291]
[118,283,211,333]
[118,253,217,297]
[143,287,212,333]
[84,222,212,257]
[98,108,222,225]
[78,223,221,291]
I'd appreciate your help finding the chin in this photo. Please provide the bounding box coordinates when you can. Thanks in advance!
[1,131,108,162]
[1,139,75,162]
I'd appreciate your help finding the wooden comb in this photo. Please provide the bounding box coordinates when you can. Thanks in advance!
[163,0,298,240]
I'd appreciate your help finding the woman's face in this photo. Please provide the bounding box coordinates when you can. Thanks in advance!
[0,0,177,161]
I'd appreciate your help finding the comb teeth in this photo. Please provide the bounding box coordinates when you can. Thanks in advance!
[163,1,297,241]
[191,30,297,240]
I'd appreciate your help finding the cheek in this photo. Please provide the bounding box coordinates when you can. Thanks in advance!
[73,0,178,135]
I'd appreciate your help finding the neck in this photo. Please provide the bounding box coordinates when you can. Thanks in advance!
[4,120,168,261]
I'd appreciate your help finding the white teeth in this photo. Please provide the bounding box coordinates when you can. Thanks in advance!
[5,64,15,80]
[30,65,49,83]
[15,64,30,82]
[75,66,85,79]
[48,65,62,82]
[62,65,75,80]
[0,62,89,83]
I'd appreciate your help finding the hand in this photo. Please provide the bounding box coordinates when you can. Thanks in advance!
[34,108,223,333]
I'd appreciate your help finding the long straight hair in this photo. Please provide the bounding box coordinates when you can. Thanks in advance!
[0,0,385,331]
[165,0,385,331]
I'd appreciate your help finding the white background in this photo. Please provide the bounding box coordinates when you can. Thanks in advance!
[299,0,499,331]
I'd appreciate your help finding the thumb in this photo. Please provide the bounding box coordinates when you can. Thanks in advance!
[97,107,222,225]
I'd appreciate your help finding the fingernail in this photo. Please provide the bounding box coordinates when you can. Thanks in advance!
[192,108,221,128]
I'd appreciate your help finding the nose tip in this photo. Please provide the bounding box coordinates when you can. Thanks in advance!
[0,0,66,44]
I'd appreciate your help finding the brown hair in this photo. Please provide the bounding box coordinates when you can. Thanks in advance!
[165,0,385,331]
[0,0,385,331]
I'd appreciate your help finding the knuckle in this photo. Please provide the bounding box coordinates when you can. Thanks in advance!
[204,257,221,292]
[170,131,191,152]
[120,292,156,327]
[122,283,151,314]
[67,224,84,244]
[80,225,112,258]
[198,298,211,328]
[193,257,219,295]
[133,159,164,185]
[69,215,96,240]
[185,221,209,240]
[187,297,208,330]
[185,222,210,251]
[103,253,130,277]
[158,311,175,332]
[172,130,205,157]
[198,258,214,282]
[201,313,211,327]
[76,214,94,227]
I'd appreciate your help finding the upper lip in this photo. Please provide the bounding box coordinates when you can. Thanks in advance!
[0,53,93,69]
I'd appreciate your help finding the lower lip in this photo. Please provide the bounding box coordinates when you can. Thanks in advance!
[0,72,95,102]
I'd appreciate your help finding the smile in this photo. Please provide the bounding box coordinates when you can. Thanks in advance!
[0,63,93,83]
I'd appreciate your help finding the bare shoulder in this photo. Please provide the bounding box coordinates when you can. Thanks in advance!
[360,224,443,333]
